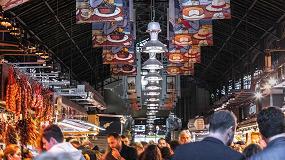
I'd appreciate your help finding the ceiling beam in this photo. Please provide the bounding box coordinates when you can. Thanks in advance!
[199,0,258,79]
[8,11,79,80]
[43,0,96,76]
[218,14,285,82]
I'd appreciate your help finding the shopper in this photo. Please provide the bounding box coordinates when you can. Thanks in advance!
[40,124,85,160]
[160,147,171,160]
[78,140,97,160]
[249,107,285,160]
[178,130,191,144]
[138,144,162,160]
[174,110,244,160]
[140,141,148,149]
[121,135,130,146]
[243,144,261,159]
[35,152,74,160]
[168,140,180,159]
[133,142,144,156]
[104,133,137,160]
[3,144,22,160]
[158,138,167,149]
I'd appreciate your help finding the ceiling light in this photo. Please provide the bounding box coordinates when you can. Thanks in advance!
[142,56,163,70]
[142,22,168,53]
[148,109,158,113]
[254,92,262,99]
[144,70,162,81]
[35,50,45,56]
[147,115,156,119]
[268,77,277,86]
[142,40,168,53]
[146,112,156,116]
[144,91,160,96]
[0,17,12,28]
[9,23,21,36]
[145,82,161,90]
[147,106,158,110]
[40,54,49,59]
[146,103,159,107]
[146,97,160,102]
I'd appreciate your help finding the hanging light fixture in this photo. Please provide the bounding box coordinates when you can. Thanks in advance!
[144,70,162,82]
[146,97,160,102]
[146,103,159,107]
[9,21,21,36]
[40,53,50,60]
[142,21,168,53]
[147,115,157,119]
[35,50,45,56]
[147,106,158,110]
[146,119,155,124]
[27,44,37,53]
[144,91,160,96]
[145,81,161,90]
[146,111,156,116]
[0,17,12,28]
[142,52,163,70]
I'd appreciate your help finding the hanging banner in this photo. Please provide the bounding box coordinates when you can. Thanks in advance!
[76,0,124,23]
[103,47,135,64]
[169,0,213,47]
[92,0,133,47]
[172,20,213,47]
[167,45,201,64]
[166,62,194,75]
[1,0,30,10]
[180,0,231,20]
[110,64,136,76]
[92,21,133,47]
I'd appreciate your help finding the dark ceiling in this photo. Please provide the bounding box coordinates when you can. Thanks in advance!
[6,0,285,90]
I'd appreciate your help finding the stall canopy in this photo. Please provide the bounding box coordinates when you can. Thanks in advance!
[58,119,105,134]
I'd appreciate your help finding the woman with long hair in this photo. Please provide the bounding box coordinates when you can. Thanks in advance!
[139,144,162,160]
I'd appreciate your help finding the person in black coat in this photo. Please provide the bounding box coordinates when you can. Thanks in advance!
[249,107,285,160]
[104,133,138,160]
[174,110,245,160]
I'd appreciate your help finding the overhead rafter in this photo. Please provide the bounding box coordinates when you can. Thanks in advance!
[199,0,258,79]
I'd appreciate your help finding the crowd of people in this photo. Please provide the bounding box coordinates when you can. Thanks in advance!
[0,106,285,160]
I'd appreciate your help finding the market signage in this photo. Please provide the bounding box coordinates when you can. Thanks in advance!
[76,0,124,23]
[1,0,30,10]
[180,0,231,20]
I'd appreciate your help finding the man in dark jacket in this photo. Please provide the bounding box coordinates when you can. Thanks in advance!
[105,133,137,160]
[249,107,285,160]
[174,110,244,160]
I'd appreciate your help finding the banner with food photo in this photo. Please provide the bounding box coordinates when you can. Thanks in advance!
[92,0,133,47]
[167,45,201,64]
[168,1,213,47]
[172,20,213,47]
[1,0,30,10]
[180,0,231,20]
[110,64,136,75]
[92,21,133,47]
[103,46,135,64]
[166,62,194,75]
[76,0,124,23]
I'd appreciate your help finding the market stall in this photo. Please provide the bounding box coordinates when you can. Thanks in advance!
[0,64,54,149]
